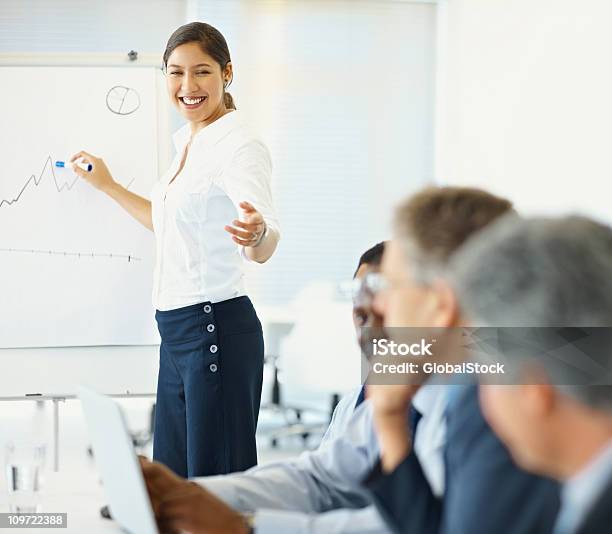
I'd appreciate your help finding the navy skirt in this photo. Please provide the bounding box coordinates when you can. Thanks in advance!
[152,296,264,478]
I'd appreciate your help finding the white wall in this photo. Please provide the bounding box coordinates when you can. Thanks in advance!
[436,0,612,223]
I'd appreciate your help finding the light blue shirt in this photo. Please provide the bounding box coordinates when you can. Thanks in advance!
[195,385,448,533]
[319,387,362,446]
[554,439,612,534]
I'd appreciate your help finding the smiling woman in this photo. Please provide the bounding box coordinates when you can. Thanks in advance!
[163,24,236,120]
[69,21,280,479]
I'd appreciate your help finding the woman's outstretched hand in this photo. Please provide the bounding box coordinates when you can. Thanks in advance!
[70,150,117,193]
[224,201,266,247]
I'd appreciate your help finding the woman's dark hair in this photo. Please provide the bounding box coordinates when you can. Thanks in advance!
[163,22,236,110]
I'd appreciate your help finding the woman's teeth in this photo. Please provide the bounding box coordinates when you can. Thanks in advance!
[182,96,204,105]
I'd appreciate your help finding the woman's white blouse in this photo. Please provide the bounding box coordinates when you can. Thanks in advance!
[150,111,279,311]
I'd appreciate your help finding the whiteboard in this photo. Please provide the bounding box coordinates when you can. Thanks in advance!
[0,65,170,348]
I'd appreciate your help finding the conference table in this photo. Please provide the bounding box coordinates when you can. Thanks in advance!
[1,471,125,533]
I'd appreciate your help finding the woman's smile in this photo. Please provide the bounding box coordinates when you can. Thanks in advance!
[178,94,208,110]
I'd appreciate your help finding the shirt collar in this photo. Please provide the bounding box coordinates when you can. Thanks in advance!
[172,109,242,150]
[412,384,448,416]
[560,439,612,532]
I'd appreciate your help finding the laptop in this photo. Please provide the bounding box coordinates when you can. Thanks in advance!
[78,387,159,534]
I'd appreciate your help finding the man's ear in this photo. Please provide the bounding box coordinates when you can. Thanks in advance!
[520,372,556,418]
[429,279,460,327]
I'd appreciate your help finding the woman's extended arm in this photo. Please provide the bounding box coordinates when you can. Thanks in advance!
[224,200,279,263]
[70,150,153,231]
[221,141,281,263]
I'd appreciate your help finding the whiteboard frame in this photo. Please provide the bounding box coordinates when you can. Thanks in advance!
[0,52,163,67]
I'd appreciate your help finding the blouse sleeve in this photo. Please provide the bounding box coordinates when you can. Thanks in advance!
[218,138,281,239]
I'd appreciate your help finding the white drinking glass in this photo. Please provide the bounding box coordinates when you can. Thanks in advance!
[4,441,46,513]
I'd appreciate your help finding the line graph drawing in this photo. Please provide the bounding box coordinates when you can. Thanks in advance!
[106,86,141,115]
[0,156,135,209]
[0,248,142,262]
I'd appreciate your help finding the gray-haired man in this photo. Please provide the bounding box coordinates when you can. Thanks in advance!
[450,215,612,534]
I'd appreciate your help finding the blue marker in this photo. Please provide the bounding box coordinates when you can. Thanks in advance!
[55,160,92,172]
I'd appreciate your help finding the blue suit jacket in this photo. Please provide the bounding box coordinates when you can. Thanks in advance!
[365,385,561,534]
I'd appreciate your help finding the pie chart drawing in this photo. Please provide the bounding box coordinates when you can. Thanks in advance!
[106,86,141,115]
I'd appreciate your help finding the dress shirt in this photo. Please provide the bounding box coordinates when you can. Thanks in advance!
[150,110,279,311]
[555,439,612,534]
[319,387,362,446]
[196,384,448,533]
[409,385,448,497]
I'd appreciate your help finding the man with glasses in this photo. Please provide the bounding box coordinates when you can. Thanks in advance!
[321,241,386,444]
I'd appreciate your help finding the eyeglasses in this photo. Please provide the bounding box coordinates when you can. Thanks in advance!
[339,272,389,303]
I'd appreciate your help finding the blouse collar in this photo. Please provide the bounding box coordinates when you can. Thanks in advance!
[173,109,242,150]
